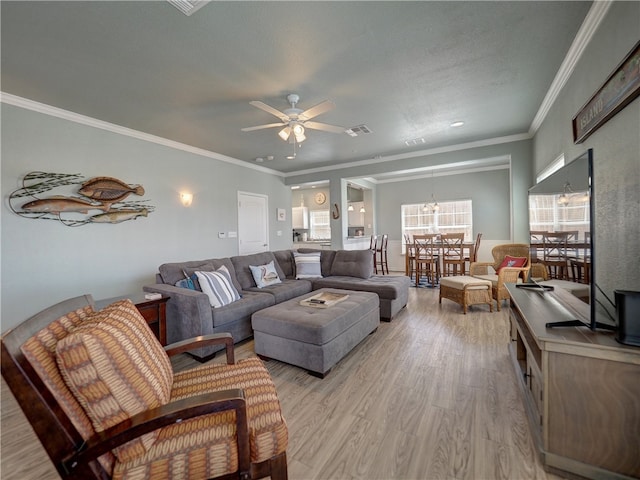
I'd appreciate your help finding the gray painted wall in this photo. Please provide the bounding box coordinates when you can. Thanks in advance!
[288,138,533,248]
[1,105,292,331]
[532,1,640,320]
[377,167,510,241]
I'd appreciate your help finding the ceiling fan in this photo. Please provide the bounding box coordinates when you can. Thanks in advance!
[241,94,346,144]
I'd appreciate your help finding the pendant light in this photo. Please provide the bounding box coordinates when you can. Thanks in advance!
[422,169,440,213]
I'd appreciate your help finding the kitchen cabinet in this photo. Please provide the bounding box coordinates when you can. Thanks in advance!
[292,206,309,229]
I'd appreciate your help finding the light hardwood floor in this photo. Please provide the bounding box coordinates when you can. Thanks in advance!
[1,286,567,479]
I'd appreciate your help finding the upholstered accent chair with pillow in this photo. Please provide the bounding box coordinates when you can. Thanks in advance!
[469,243,531,311]
[1,295,288,480]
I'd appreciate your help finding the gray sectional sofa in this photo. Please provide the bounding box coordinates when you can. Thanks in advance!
[144,248,410,360]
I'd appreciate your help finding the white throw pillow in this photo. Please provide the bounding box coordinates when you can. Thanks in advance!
[195,266,242,308]
[249,260,282,288]
[293,251,323,279]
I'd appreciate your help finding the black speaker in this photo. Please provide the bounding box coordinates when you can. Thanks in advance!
[614,290,640,347]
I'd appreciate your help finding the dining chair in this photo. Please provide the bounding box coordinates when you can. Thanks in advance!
[529,230,548,264]
[403,233,416,278]
[440,232,466,276]
[542,232,570,280]
[376,234,389,275]
[413,234,439,287]
[463,233,482,275]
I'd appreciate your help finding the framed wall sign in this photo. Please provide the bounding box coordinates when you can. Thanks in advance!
[572,40,640,144]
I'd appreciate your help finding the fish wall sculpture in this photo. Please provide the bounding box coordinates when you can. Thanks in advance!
[9,172,154,226]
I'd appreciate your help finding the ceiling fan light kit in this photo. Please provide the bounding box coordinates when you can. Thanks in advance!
[242,93,346,149]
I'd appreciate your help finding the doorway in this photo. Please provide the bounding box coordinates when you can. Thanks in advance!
[238,192,269,255]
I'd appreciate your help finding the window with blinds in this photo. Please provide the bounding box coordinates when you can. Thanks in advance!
[529,193,590,238]
[401,200,473,242]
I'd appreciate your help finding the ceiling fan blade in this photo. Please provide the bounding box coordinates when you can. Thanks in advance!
[304,121,346,134]
[298,100,335,121]
[249,101,289,122]
[241,122,286,132]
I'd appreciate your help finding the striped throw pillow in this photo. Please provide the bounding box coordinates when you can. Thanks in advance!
[195,265,242,308]
[293,251,322,279]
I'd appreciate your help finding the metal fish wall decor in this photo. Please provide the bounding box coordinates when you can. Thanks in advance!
[9,172,154,226]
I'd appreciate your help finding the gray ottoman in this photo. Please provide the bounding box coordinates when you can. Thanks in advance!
[252,289,379,377]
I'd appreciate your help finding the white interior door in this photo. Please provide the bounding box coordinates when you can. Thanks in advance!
[238,192,269,255]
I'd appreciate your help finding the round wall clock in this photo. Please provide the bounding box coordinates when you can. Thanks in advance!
[314,192,327,205]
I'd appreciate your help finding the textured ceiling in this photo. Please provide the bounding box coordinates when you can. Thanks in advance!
[1,1,592,174]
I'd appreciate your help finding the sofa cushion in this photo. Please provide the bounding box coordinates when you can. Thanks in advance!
[195,266,242,308]
[210,291,275,328]
[159,259,215,287]
[159,258,243,293]
[244,279,313,303]
[296,248,336,277]
[293,251,323,279]
[330,250,374,279]
[231,252,286,290]
[312,275,410,300]
[273,250,295,278]
[56,299,173,463]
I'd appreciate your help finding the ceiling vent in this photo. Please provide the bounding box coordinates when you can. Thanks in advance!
[404,137,426,146]
[167,0,211,16]
[345,125,372,137]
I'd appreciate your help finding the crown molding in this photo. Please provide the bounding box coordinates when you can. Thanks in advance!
[284,133,530,178]
[0,92,285,178]
[529,1,612,135]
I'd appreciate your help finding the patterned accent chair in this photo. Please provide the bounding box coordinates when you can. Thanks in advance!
[1,295,288,480]
[469,243,531,311]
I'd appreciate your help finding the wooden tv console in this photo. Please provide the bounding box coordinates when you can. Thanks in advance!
[506,284,640,480]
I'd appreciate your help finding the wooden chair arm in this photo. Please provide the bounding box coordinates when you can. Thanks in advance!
[164,333,235,364]
[469,262,493,276]
[62,389,250,476]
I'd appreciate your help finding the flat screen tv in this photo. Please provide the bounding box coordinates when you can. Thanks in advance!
[528,148,614,331]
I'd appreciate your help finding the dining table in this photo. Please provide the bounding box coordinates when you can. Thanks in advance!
[404,239,476,285]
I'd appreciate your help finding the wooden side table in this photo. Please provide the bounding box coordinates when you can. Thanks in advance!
[95,292,169,346]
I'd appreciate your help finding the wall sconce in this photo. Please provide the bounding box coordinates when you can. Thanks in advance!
[180,192,193,207]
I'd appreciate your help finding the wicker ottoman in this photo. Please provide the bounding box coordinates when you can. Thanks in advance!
[251,288,379,378]
[439,276,493,314]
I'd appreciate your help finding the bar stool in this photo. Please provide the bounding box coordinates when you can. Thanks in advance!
[369,234,378,274]
[376,234,389,275]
